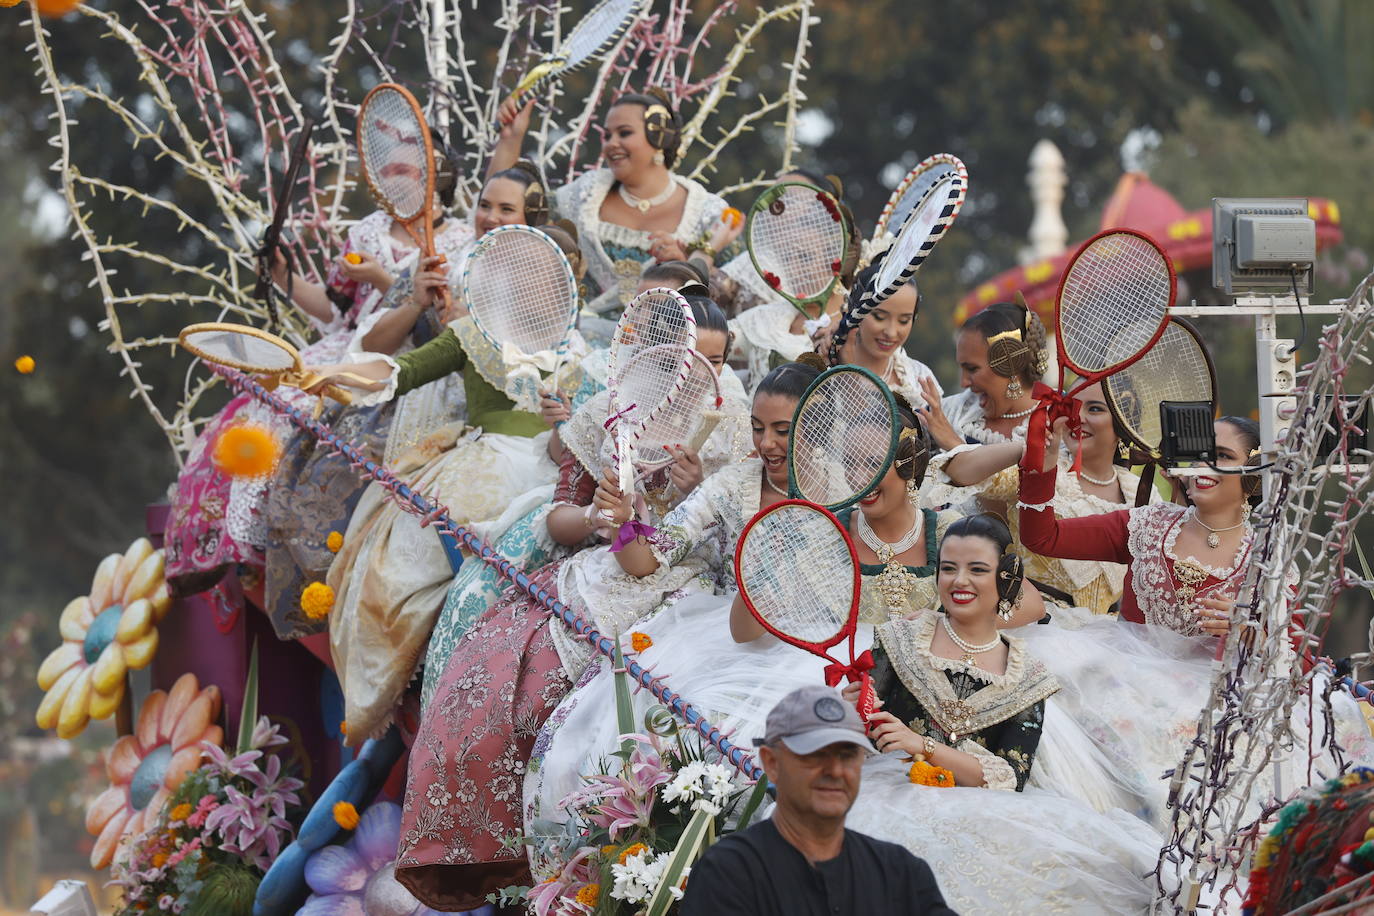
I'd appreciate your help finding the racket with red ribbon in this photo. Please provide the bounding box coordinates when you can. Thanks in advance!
[734,499,877,722]
[1026,228,1176,471]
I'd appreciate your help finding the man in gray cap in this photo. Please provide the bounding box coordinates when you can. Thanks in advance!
[680,684,955,915]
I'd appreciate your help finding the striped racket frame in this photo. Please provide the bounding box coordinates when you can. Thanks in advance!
[179,322,302,374]
[462,224,578,358]
[607,287,698,502]
[1102,318,1217,460]
[632,346,724,473]
[744,181,850,317]
[734,499,876,721]
[787,365,899,512]
[1054,228,1176,396]
[501,0,646,114]
[831,165,967,352]
[873,153,966,240]
[357,84,438,259]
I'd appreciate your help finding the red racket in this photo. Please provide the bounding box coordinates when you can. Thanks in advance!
[734,499,877,722]
[1027,228,1176,469]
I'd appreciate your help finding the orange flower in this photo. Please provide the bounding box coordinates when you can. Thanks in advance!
[212,424,279,478]
[333,801,359,830]
[339,721,348,737]
[84,673,223,868]
[618,842,648,864]
[907,760,955,787]
[721,207,743,229]
[574,883,600,906]
[168,803,192,822]
[630,632,652,653]
[37,538,171,738]
[343,252,363,265]
[35,0,82,16]
[13,355,35,373]
[301,582,335,620]
[151,852,168,868]
[326,531,344,553]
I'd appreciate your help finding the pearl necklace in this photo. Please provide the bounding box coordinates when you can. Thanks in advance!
[1189,507,1249,549]
[617,176,676,213]
[996,404,1035,420]
[1077,468,1118,487]
[940,614,1002,664]
[762,471,788,498]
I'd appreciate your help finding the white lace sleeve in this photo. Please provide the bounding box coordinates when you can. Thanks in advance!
[956,738,1019,792]
[343,352,402,407]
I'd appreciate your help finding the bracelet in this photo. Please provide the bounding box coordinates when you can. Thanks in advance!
[582,505,598,529]
[923,735,937,758]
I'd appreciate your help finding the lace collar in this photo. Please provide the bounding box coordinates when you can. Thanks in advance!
[878,612,1059,739]
[941,388,1029,445]
[729,302,812,360]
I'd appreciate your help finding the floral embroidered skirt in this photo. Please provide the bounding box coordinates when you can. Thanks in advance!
[395,562,572,911]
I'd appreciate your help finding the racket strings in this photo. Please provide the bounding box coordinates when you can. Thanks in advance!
[1105,323,1214,449]
[1059,234,1172,373]
[738,505,855,646]
[466,231,576,354]
[880,160,959,240]
[563,0,639,64]
[791,372,895,507]
[749,186,845,300]
[360,89,429,221]
[609,290,695,430]
[635,350,720,469]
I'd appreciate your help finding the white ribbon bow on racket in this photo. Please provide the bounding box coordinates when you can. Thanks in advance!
[803,313,832,337]
[501,341,561,411]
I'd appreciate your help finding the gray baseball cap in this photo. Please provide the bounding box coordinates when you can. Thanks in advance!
[753,684,876,756]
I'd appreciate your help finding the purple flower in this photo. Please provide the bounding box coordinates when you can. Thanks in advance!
[300,802,480,916]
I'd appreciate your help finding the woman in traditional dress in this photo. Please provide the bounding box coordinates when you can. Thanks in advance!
[1012,415,1374,828]
[163,131,473,594]
[260,163,550,639]
[933,300,1045,451]
[418,294,752,712]
[392,360,821,911]
[821,263,942,409]
[492,90,734,315]
[836,514,1165,913]
[921,382,1152,615]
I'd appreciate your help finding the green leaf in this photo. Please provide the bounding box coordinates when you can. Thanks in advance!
[733,776,771,831]
[1354,538,1374,600]
[645,806,715,916]
[235,638,259,754]
[612,638,636,764]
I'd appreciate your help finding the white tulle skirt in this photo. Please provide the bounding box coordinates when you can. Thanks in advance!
[1014,609,1374,833]
[845,754,1164,914]
[525,589,878,828]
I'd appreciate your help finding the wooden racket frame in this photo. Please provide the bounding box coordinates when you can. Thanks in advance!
[786,365,899,512]
[178,322,358,405]
[744,180,850,319]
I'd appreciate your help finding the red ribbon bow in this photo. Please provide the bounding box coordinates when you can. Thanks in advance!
[1027,382,1084,472]
[824,650,875,687]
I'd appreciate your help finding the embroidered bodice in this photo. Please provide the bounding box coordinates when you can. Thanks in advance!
[1125,502,1254,636]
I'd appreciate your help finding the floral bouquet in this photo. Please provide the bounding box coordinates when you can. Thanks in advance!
[496,699,768,916]
[109,716,304,916]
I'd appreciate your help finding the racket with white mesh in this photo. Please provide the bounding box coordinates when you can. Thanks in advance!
[605,288,697,513]
[831,166,966,353]
[1102,318,1215,460]
[788,366,899,511]
[734,499,875,721]
[463,224,578,406]
[873,153,966,240]
[358,84,436,254]
[498,0,646,124]
[178,322,354,404]
[631,346,724,474]
[744,181,849,318]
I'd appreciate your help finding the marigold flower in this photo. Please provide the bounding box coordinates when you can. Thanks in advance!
[333,801,359,830]
[630,633,653,653]
[908,760,955,787]
[618,842,648,864]
[326,531,344,553]
[35,0,82,16]
[212,424,279,478]
[574,883,600,905]
[721,207,743,229]
[169,803,193,822]
[13,355,35,373]
[301,582,335,620]
[343,252,363,265]
[151,852,168,868]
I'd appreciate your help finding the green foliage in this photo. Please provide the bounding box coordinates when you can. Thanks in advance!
[181,864,260,916]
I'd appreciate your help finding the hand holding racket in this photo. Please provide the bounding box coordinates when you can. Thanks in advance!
[1025,228,1176,473]
[735,499,877,722]
[178,322,361,405]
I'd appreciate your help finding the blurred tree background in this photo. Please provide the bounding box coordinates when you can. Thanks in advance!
[1,0,1372,906]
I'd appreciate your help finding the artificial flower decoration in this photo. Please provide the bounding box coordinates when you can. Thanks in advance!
[326,530,344,553]
[35,0,82,15]
[720,207,743,229]
[13,355,35,373]
[908,759,955,787]
[36,537,171,738]
[301,582,336,620]
[629,632,653,653]
[85,673,224,868]
[332,801,359,830]
[213,423,280,478]
[301,802,449,916]
[0,1,26,9]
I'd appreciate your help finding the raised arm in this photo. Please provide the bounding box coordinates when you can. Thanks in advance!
[940,441,1023,486]
[1017,419,1131,564]
[486,99,535,178]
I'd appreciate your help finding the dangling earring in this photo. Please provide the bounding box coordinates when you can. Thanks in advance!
[906,477,920,506]
[653,150,665,166]
[1005,376,1024,400]
[997,597,1015,622]
[1117,440,1130,461]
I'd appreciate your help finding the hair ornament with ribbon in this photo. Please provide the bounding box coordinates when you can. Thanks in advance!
[513,159,551,225]
[640,87,682,163]
[996,541,1025,621]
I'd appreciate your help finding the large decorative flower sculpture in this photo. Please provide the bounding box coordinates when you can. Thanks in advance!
[36,538,171,738]
[300,802,453,916]
[85,673,223,869]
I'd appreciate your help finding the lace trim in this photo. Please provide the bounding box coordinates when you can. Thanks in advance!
[940,388,1029,445]
[890,354,941,411]
[878,612,1059,738]
[344,352,403,406]
[957,738,1019,792]
[1125,503,1254,635]
[1016,499,1054,512]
